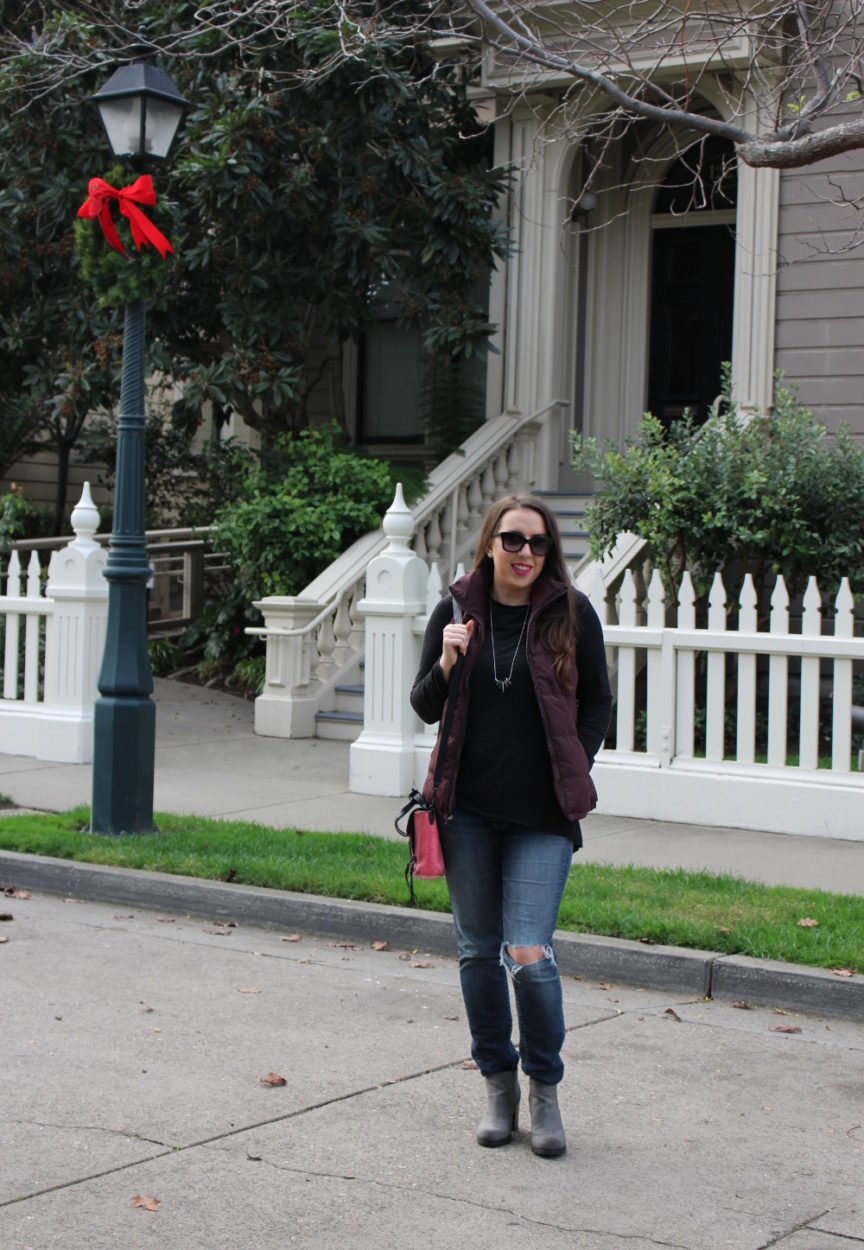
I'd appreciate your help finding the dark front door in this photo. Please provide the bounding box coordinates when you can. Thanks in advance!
[647,224,735,424]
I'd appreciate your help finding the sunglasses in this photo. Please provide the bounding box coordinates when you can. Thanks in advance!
[492,530,553,556]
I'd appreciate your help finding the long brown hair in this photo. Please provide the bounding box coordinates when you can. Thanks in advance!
[473,494,578,690]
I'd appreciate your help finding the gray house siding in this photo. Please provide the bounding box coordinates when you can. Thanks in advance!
[774,153,864,441]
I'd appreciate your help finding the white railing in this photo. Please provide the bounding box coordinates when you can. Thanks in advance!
[588,566,864,840]
[12,526,228,634]
[252,402,565,738]
[0,485,108,763]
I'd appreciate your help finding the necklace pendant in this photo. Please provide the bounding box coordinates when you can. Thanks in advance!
[495,677,511,693]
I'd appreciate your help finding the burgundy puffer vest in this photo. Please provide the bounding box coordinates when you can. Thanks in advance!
[421,566,597,823]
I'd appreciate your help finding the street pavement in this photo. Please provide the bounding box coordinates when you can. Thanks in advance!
[2,888,863,1250]
[1,678,864,1248]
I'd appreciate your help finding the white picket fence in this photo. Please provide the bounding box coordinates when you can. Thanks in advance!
[0,485,107,763]
[585,566,864,840]
[348,490,863,840]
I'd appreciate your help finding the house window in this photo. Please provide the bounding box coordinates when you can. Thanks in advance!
[359,305,425,443]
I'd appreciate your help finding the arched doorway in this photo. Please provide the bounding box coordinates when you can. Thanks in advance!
[646,139,737,423]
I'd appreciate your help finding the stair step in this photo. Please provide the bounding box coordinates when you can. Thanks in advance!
[315,709,364,741]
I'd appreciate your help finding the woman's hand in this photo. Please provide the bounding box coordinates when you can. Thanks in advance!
[440,619,475,682]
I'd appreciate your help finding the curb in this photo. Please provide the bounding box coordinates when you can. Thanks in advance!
[1,850,862,1020]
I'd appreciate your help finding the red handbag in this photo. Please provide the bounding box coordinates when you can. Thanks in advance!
[395,635,464,905]
[395,788,446,902]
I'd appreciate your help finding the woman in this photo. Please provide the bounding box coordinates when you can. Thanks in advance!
[410,494,612,1158]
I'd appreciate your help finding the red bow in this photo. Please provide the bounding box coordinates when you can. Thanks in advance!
[77,175,174,259]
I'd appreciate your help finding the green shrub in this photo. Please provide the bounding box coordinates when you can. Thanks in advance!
[213,424,396,599]
[573,370,864,599]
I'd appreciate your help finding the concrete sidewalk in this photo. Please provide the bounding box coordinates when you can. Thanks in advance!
[1,677,863,896]
[2,889,863,1249]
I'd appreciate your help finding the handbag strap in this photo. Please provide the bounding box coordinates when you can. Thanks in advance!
[431,599,464,795]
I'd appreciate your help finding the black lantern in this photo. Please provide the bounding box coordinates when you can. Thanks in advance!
[93,53,187,163]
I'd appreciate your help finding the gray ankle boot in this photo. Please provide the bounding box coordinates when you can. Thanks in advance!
[476,1069,520,1147]
[529,1078,566,1157]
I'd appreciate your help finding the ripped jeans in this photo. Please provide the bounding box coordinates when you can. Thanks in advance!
[440,808,573,1085]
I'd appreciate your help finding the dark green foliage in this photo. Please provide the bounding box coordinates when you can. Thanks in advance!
[1,1,509,522]
[213,424,396,599]
[573,371,864,598]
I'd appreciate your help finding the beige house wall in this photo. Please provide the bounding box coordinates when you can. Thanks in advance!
[774,153,864,441]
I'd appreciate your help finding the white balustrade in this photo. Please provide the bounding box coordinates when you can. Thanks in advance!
[0,483,108,763]
[252,402,558,739]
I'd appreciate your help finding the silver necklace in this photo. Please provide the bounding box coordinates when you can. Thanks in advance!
[489,600,530,693]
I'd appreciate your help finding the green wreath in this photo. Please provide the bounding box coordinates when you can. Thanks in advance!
[75,163,179,309]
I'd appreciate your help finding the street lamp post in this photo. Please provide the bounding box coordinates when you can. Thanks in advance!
[89,46,187,834]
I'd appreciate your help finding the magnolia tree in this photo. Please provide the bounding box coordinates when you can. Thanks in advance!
[0,0,509,523]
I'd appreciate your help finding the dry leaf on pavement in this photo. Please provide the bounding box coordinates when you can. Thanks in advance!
[831,968,855,977]
[132,1195,160,1211]
[3,887,30,899]
[772,1025,803,1034]
[281,934,302,942]
[409,960,433,969]
[664,1008,682,1022]
[372,940,389,951]
[203,926,234,936]
[260,1072,287,1087]
[238,986,261,994]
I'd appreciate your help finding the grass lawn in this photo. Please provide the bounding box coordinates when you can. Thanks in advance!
[0,806,861,975]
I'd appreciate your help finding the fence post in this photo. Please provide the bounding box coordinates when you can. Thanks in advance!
[349,484,427,796]
[253,597,324,738]
[39,483,108,763]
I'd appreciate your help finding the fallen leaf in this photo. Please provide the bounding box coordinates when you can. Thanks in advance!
[398,952,412,961]
[140,1006,154,1014]
[0,935,7,944]
[54,1015,62,1021]
[0,913,13,922]
[153,1027,162,1034]
[597,982,612,991]
[773,1007,787,1015]
[260,1072,287,1087]
[298,959,312,965]
[203,926,234,936]
[372,940,389,951]
[132,1195,160,1212]
[772,1025,802,1034]
[830,968,855,978]
[238,986,261,994]
[225,869,237,882]
[443,1014,459,1021]
[638,936,657,945]
[113,914,134,920]
[409,960,433,969]
[157,916,176,924]
[329,941,359,951]
[281,934,302,943]
[797,917,819,928]
[461,1059,478,1069]
[4,887,30,899]
[732,1001,753,1010]
[664,1008,682,1022]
